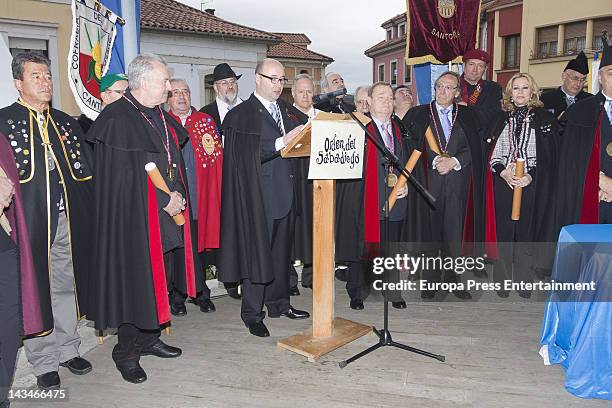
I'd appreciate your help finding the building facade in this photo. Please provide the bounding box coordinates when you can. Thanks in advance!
[364,14,414,89]
[481,0,523,87]
[267,32,333,103]
[140,0,278,109]
[522,0,611,91]
[1,0,78,114]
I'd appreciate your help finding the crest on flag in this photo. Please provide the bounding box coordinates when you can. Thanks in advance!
[68,0,119,120]
[405,0,481,65]
[437,0,456,19]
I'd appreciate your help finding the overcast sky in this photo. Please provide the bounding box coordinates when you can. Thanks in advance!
[176,0,406,92]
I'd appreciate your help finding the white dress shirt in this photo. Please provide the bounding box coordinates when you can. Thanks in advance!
[433,102,461,171]
[254,92,285,151]
[216,96,243,125]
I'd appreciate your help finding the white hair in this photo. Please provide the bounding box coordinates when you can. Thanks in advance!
[128,53,168,90]
[354,85,371,98]
[291,73,314,95]
[169,77,190,90]
[321,72,340,91]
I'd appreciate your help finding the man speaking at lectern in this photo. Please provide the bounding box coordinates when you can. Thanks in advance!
[219,58,310,337]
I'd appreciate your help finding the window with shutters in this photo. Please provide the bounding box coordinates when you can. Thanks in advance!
[536,26,558,58]
[564,21,587,55]
[404,63,412,84]
[390,60,398,86]
[398,23,406,38]
[503,35,520,69]
[592,17,612,50]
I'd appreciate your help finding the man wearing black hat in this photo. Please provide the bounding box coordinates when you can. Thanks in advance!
[556,43,612,228]
[541,51,593,120]
[200,63,243,136]
[200,63,243,300]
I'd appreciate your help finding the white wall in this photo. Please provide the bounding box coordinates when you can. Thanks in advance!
[141,30,268,108]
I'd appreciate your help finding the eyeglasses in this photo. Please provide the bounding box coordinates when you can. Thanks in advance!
[258,72,287,85]
[568,76,587,83]
[106,89,126,95]
[215,79,237,87]
[435,84,457,91]
[169,89,190,97]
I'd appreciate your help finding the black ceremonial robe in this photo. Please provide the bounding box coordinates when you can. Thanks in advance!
[285,108,312,265]
[402,103,485,254]
[483,108,559,263]
[540,87,592,120]
[217,95,302,284]
[0,102,94,332]
[199,101,222,135]
[86,94,196,331]
[335,115,409,262]
[555,92,610,229]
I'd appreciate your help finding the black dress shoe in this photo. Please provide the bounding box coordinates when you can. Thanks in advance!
[391,300,407,309]
[227,287,241,299]
[280,307,309,319]
[60,356,92,375]
[350,299,364,310]
[289,286,300,296]
[420,290,436,299]
[335,268,348,282]
[452,290,472,300]
[170,303,187,316]
[141,340,182,358]
[247,321,270,337]
[197,298,216,313]
[301,283,312,289]
[116,362,147,384]
[497,290,510,298]
[37,371,60,390]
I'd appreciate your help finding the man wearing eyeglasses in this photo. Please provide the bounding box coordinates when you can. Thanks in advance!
[404,71,484,301]
[218,58,310,337]
[166,78,219,316]
[541,51,592,121]
[200,63,243,138]
[77,73,128,133]
[354,85,370,114]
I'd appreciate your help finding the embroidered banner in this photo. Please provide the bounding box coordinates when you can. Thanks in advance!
[405,0,481,65]
[68,0,119,120]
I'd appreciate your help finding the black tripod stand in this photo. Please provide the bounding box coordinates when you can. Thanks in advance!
[338,110,445,368]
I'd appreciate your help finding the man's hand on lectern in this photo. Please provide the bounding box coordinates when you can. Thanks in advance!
[283,125,304,146]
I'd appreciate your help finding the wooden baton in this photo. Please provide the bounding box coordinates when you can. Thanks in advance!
[425,126,442,155]
[387,150,422,211]
[511,158,525,221]
[145,162,186,226]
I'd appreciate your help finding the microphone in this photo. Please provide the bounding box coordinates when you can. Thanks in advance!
[313,88,347,105]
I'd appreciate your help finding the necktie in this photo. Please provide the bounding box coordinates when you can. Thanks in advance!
[270,103,285,136]
[440,107,452,142]
[382,122,394,152]
[566,95,575,106]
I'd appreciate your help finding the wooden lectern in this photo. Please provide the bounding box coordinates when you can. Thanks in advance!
[276,112,372,362]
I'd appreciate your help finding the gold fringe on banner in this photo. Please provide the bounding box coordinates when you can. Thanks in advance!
[404,0,482,66]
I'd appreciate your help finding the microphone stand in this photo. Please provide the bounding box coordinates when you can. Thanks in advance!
[338,108,444,368]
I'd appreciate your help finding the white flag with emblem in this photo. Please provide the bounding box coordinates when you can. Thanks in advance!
[68,0,119,120]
